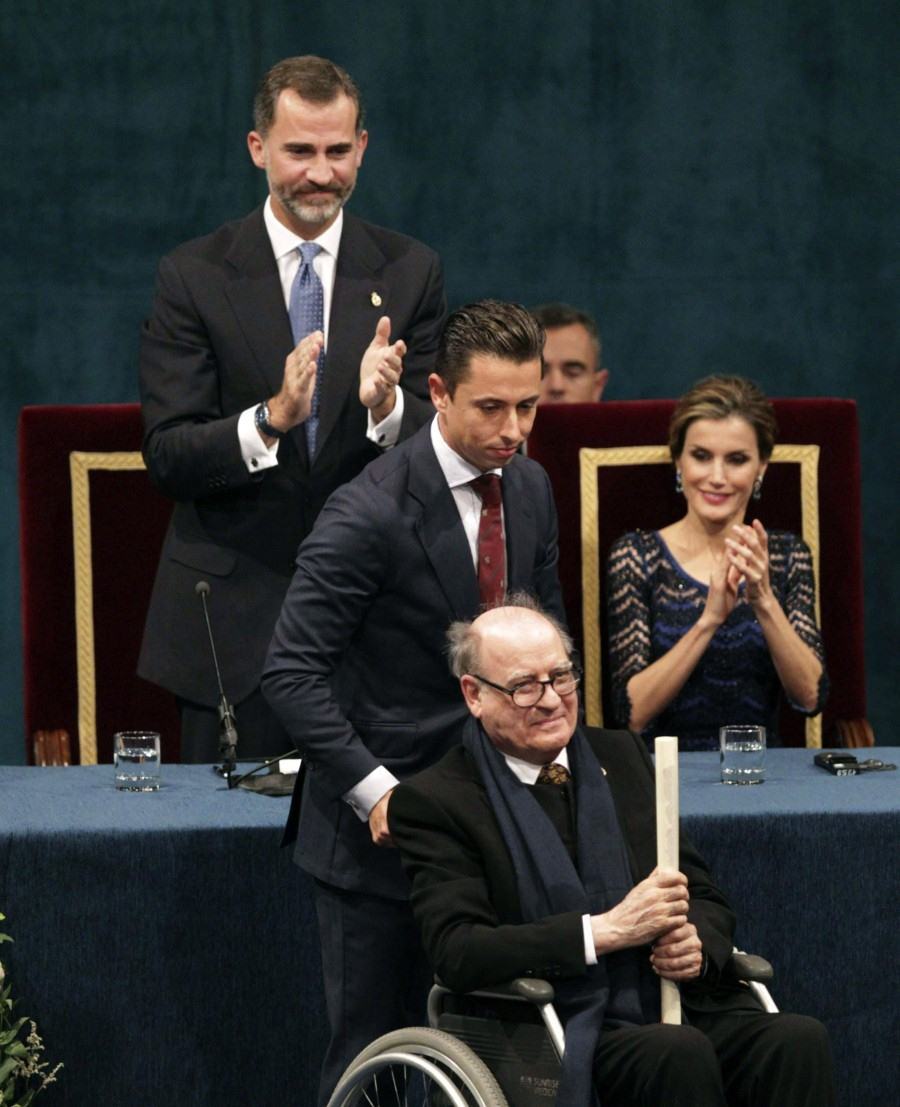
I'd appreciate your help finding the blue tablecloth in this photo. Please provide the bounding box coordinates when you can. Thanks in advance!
[1,750,897,1106]
[682,750,899,1107]
[2,764,323,1107]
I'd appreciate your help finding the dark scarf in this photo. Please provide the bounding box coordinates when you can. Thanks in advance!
[462,717,658,1107]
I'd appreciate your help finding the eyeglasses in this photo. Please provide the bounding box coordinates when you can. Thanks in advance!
[472,668,581,708]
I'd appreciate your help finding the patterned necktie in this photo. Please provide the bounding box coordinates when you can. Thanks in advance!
[288,242,325,457]
[470,474,506,608]
[536,761,571,786]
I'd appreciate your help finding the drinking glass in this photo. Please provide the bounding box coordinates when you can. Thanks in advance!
[719,725,766,785]
[114,731,161,791]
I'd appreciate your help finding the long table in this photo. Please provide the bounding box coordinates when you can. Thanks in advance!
[1,750,896,1106]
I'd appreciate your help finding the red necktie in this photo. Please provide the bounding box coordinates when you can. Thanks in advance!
[470,474,506,608]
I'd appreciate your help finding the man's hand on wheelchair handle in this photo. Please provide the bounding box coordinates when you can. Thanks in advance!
[368,789,395,847]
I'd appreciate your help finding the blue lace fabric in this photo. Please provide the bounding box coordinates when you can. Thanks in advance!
[605,530,829,751]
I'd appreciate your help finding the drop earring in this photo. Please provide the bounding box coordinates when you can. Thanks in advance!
[675,470,683,494]
[752,476,763,500]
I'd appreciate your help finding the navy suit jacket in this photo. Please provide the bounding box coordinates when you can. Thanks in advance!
[388,727,743,1013]
[263,422,568,899]
[137,207,445,706]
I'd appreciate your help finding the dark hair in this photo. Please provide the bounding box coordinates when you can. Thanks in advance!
[436,300,545,396]
[253,56,364,135]
[446,593,573,678]
[531,302,600,349]
[668,375,778,462]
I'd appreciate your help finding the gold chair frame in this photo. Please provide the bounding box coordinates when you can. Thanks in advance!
[69,450,147,765]
[579,444,822,748]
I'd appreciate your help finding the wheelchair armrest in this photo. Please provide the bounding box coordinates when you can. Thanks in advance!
[432,976,556,1005]
[724,951,774,984]
[503,978,556,1004]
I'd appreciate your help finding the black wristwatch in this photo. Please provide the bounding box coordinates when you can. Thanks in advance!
[255,401,284,439]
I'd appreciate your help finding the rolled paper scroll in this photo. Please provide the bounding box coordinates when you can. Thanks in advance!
[654,734,682,1025]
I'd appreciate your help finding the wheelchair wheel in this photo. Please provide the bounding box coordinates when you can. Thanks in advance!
[327,1026,508,1107]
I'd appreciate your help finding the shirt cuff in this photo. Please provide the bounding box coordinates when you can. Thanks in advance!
[343,766,400,821]
[238,405,279,473]
[366,387,405,448]
[582,915,597,965]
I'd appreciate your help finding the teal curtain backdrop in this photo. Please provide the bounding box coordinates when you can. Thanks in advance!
[2,0,896,763]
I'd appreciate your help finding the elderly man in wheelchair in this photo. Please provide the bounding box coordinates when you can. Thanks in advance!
[328,599,835,1107]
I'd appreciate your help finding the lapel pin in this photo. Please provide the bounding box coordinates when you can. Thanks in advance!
[370,291,382,307]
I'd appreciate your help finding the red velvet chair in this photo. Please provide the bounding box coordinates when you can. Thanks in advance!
[18,404,180,764]
[526,399,870,748]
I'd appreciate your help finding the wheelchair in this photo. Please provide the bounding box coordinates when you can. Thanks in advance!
[326,950,777,1107]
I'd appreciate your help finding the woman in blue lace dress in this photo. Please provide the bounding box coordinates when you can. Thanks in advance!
[606,376,828,750]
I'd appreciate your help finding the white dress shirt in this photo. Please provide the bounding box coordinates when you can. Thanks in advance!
[429,415,505,567]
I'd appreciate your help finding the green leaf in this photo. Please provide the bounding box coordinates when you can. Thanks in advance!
[0,1017,28,1045]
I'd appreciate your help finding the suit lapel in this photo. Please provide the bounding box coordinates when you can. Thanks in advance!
[502,459,538,589]
[315,214,388,460]
[408,430,481,618]
[223,208,308,469]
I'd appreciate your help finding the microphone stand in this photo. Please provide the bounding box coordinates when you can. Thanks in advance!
[218,748,300,789]
[218,698,239,786]
[195,580,240,787]
[195,580,299,792]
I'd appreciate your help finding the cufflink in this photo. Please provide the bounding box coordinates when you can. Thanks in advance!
[370,291,382,307]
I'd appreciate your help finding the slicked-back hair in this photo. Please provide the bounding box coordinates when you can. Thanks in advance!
[253,55,365,135]
[446,592,574,679]
[668,375,777,462]
[436,300,545,396]
[531,302,601,350]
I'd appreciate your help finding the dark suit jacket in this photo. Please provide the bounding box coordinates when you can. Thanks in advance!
[262,422,568,899]
[388,727,740,1010]
[137,206,445,705]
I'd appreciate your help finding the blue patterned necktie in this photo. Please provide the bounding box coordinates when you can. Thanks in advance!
[288,241,325,457]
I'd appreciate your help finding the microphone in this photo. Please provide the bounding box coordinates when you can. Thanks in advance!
[194,580,239,781]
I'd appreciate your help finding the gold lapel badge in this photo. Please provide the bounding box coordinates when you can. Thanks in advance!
[370,291,383,307]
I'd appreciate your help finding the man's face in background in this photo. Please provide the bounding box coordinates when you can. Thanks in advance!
[539,323,608,403]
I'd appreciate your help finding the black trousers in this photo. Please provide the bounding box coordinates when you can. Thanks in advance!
[593,1005,836,1107]
[177,687,294,763]
[312,880,433,1107]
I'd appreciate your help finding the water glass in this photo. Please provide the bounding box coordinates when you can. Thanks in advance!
[719,725,766,785]
[114,731,161,791]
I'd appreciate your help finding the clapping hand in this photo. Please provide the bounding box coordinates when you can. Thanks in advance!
[703,551,741,627]
[725,519,771,606]
[360,315,407,420]
[265,329,323,436]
